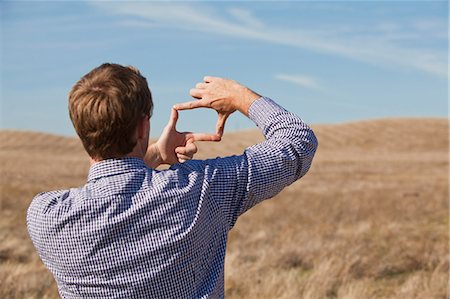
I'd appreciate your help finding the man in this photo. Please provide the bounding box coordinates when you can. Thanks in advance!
[27,63,318,298]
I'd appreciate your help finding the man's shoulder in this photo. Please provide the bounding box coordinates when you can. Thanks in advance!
[30,188,75,204]
[27,187,82,222]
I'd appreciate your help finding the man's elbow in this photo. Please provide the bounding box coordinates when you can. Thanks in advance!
[309,129,319,154]
[296,129,318,178]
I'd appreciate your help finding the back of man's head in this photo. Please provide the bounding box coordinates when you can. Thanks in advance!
[68,63,153,160]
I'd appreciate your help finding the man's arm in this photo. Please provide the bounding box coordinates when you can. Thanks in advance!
[174,77,318,228]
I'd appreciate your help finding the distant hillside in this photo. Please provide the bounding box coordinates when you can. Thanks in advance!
[312,118,448,152]
[0,130,84,154]
[185,118,449,159]
[1,118,447,158]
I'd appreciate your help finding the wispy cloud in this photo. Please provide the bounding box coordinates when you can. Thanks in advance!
[275,74,319,89]
[227,8,264,29]
[91,2,447,78]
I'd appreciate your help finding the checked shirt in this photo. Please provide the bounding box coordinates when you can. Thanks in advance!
[27,97,318,298]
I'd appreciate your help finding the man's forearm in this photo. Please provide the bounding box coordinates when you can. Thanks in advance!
[228,84,261,117]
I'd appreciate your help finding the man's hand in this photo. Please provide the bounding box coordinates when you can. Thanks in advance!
[145,108,221,168]
[174,76,261,137]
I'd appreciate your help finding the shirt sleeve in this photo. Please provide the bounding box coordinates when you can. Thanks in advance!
[179,97,318,229]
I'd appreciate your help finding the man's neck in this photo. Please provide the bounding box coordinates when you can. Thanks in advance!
[89,147,146,166]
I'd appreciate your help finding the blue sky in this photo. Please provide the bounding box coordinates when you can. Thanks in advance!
[1,1,448,138]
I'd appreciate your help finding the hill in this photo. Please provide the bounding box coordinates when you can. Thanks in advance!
[0,118,448,298]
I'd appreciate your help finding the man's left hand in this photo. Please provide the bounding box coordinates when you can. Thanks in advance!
[145,108,221,167]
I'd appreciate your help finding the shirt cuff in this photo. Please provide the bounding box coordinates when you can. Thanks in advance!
[248,96,286,129]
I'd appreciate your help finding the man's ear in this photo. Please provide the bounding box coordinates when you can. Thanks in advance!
[137,116,150,140]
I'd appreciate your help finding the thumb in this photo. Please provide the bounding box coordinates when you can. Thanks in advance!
[167,107,178,129]
[216,113,230,137]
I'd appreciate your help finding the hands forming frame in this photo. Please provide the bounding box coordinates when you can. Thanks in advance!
[145,76,260,168]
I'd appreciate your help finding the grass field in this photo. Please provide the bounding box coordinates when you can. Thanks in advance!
[0,118,448,298]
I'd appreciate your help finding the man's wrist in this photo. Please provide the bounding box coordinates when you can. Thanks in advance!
[145,144,163,168]
[234,86,261,116]
[247,97,284,129]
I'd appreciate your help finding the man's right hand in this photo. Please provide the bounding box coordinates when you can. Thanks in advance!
[173,76,261,137]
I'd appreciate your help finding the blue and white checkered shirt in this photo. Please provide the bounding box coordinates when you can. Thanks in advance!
[27,97,317,298]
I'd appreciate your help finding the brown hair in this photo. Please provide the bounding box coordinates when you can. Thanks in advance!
[68,63,153,159]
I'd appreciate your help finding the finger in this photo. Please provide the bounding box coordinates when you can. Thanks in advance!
[184,132,221,142]
[195,82,208,89]
[175,142,197,156]
[176,152,193,162]
[204,76,220,83]
[176,152,192,160]
[185,141,198,155]
[173,100,209,111]
[189,88,204,99]
[167,108,178,128]
[216,113,230,137]
[177,153,191,163]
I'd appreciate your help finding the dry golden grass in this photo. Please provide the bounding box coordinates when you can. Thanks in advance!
[0,117,448,298]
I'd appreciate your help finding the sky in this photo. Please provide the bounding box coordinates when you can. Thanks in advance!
[1,0,448,138]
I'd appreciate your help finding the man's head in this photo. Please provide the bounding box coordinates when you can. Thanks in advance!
[69,63,153,160]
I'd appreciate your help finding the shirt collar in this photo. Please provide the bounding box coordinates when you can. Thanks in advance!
[87,157,147,182]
